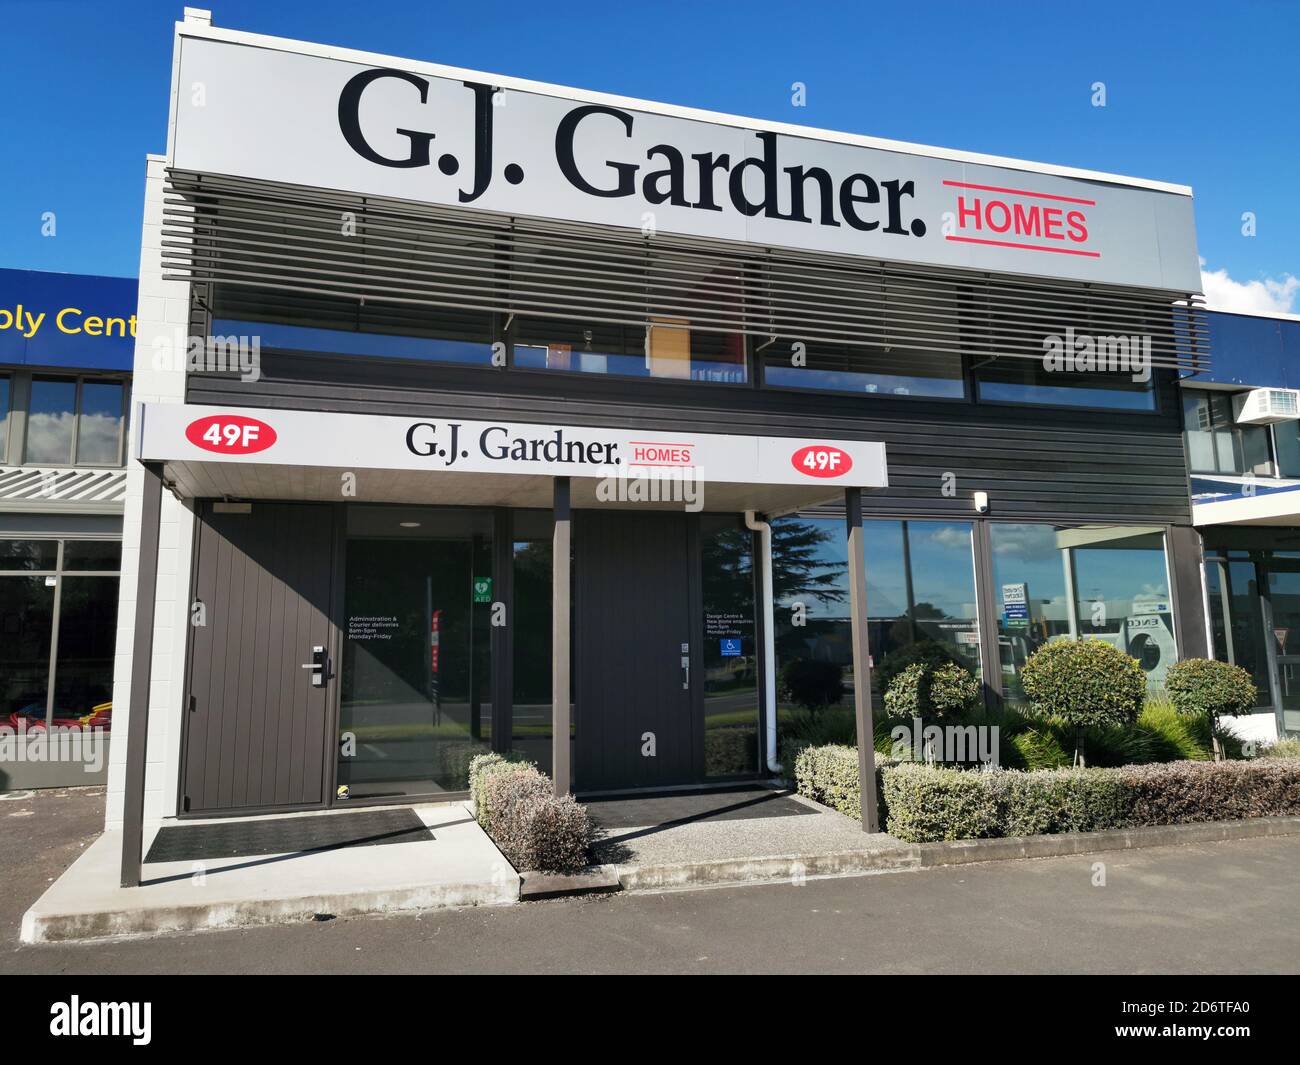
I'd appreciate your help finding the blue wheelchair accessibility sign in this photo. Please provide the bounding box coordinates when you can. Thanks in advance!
[720,638,742,657]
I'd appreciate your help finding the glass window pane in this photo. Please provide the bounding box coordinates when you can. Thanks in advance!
[1183,392,1218,472]
[1069,528,1174,689]
[51,576,119,727]
[0,540,58,571]
[338,509,494,798]
[991,523,1174,701]
[771,515,853,742]
[62,540,122,571]
[0,575,55,725]
[512,535,553,773]
[991,523,1075,704]
[701,515,759,777]
[763,340,964,398]
[75,381,124,465]
[978,360,1155,410]
[514,317,747,383]
[26,377,77,464]
[1276,421,1300,478]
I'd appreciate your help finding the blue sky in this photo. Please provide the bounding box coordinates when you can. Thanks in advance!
[2,0,1297,311]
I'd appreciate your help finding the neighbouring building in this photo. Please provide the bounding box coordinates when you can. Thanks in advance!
[1185,308,1300,745]
[0,268,135,788]
[106,10,1209,862]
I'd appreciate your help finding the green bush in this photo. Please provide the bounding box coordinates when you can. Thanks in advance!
[468,751,533,826]
[792,744,894,823]
[1165,658,1258,720]
[883,660,980,719]
[472,758,593,872]
[883,759,1300,842]
[795,743,1300,842]
[881,763,1001,841]
[703,726,756,776]
[1020,639,1147,730]
[987,768,1130,836]
[877,639,961,702]
[778,658,844,713]
[1122,758,1300,825]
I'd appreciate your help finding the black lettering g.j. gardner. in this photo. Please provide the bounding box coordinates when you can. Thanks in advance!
[337,68,925,237]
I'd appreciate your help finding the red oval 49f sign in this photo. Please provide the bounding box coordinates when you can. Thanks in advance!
[185,414,277,455]
[791,444,853,478]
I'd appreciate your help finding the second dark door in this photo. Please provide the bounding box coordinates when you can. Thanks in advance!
[574,509,699,792]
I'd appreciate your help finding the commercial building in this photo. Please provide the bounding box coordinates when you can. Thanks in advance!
[106,11,1209,872]
[1185,308,1300,745]
[0,268,135,788]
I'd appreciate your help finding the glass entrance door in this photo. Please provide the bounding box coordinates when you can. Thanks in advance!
[1264,564,1300,729]
[336,507,493,800]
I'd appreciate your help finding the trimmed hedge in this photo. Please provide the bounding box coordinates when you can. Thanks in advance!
[794,744,1300,842]
[792,744,895,823]
[469,752,592,872]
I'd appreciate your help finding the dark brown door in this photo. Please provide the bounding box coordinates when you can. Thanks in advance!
[574,510,700,791]
[181,503,337,814]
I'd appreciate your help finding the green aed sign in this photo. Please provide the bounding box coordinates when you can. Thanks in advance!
[473,576,492,604]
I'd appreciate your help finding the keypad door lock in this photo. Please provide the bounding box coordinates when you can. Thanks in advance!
[301,645,326,687]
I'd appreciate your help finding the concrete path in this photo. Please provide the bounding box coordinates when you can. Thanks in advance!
[8,827,1298,973]
[20,799,517,942]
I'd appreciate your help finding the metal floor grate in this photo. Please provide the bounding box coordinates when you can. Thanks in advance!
[144,808,434,863]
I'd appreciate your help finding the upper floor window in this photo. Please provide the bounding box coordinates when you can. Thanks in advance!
[1182,390,1271,475]
[210,287,496,368]
[975,358,1156,410]
[25,376,127,467]
[512,317,746,383]
[762,340,965,398]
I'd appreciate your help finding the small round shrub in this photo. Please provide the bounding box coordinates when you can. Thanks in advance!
[778,658,844,713]
[1020,638,1146,730]
[882,659,980,719]
[1164,658,1257,720]
[930,661,981,716]
[877,639,957,699]
[883,662,925,718]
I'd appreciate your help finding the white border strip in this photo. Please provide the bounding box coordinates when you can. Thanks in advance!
[172,20,1193,198]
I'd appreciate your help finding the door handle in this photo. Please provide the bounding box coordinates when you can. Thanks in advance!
[301,645,326,687]
[681,643,690,690]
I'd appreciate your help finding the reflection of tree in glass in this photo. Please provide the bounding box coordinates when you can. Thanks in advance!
[772,520,846,605]
[513,541,553,706]
[702,526,753,615]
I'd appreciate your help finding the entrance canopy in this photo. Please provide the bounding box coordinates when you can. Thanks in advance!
[135,402,887,512]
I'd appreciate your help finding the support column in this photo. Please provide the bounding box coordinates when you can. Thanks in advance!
[551,477,572,796]
[845,487,880,834]
[120,461,164,888]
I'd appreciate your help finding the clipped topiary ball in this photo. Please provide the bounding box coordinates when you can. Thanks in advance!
[1164,658,1257,720]
[1020,638,1146,730]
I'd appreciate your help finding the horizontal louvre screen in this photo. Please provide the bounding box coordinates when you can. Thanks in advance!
[161,169,1209,372]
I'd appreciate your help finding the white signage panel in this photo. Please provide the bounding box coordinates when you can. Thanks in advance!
[171,32,1200,291]
[138,404,889,489]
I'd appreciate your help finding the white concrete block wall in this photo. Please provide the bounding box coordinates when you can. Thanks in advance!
[104,155,196,831]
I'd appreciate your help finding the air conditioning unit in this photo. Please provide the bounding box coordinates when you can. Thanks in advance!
[1234,388,1300,425]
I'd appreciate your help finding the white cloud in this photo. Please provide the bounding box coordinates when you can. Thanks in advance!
[1200,258,1300,315]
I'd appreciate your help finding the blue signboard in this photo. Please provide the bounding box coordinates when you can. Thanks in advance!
[0,268,137,371]
[720,638,742,657]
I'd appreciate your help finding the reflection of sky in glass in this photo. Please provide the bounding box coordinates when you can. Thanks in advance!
[774,517,978,621]
[991,524,1168,621]
[765,366,964,398]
